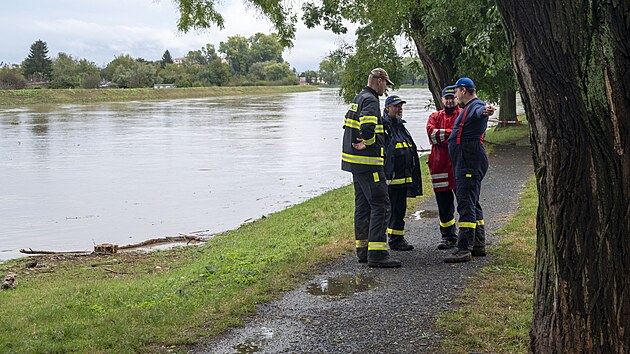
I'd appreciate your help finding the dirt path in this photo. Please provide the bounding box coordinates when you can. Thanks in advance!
[192,144,534,354]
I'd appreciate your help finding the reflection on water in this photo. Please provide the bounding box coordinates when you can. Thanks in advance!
[411,209,439,220]
[0,88,435,261]
[232,327,274,353]
[306,274,378,296]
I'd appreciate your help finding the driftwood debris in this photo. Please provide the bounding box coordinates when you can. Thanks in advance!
[19,248,89,255]
[94,243,118,254]
[18,235,208,256]
[1,272,17,290]
[118,235,207,250]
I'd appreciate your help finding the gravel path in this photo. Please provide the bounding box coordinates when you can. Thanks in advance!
[192,144,534,354]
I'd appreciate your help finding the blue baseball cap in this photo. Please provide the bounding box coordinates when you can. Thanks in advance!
[385,95,406,106]
[441,85,456,97]
[453,77,475,89]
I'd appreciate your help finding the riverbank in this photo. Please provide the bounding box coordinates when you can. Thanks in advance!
[0,125,535,353]
[0,85,319,106]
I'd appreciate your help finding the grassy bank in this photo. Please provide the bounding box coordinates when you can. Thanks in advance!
[0,85,318,106]
[0,171,432,352]
[0,186,355,352]
[437,122,535,353]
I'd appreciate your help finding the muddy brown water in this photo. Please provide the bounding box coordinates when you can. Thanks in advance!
[1,88,444,261]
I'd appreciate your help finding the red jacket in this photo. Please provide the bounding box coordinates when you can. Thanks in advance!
[426,107,460,192]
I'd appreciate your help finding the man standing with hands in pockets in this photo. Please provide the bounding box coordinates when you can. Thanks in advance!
[341,68,401,268]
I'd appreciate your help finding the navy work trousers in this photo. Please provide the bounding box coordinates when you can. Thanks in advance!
[448,141,488,250]
[353,170,390,260]
[435,190,457,240]
[386,186,407,245]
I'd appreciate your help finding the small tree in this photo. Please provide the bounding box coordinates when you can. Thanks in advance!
[161,50,174,67]
[0,65,27,90]
[50,53,101,89]
[338,29,403,102]
[264,62,292,81]
[301,70,318,84]
[197,59,231,86]
[319,44,351,86]
[219,35,251,75]
[22,39,53,81]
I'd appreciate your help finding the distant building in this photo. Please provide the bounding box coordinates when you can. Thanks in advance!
[299,76,307,85]
[98,81,117,89]
[153,84,177,89]
[173,57,187,65]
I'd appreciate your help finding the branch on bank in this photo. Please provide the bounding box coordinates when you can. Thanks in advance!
[118,235,207,250]
[18,234,208,256]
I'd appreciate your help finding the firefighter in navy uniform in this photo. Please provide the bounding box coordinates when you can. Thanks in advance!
[342,68,401,268]
[444,77,490,263]
[382,95,422,251]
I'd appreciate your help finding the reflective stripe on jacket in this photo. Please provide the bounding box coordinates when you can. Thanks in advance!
[383,113,423,197]
[426,107,460,192]
[341,87,385,173]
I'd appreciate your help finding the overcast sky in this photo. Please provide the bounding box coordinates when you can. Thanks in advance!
[1,0,357,72]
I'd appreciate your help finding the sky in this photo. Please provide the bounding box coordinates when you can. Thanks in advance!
[0,0,358,72]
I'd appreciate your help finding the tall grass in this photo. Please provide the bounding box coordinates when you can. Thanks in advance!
[437,176,537,353]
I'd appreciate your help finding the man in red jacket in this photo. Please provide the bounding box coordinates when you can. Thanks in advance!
[427,86,460,249]
[427,86,494,250]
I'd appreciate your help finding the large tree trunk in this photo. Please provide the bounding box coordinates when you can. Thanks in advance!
[497,88,517,128]
[408,11,457,110]
[496,0,630,352]
[410,31,451,110]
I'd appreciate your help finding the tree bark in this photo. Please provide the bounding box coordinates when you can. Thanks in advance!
[496,0,630,352]
[497,88,517,128]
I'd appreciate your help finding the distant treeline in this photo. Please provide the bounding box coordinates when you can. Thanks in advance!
[0,34,311,90]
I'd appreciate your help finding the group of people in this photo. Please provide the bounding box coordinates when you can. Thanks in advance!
[341,67,492,268]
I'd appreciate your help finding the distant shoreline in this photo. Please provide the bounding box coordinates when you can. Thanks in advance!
[0,85,319,106]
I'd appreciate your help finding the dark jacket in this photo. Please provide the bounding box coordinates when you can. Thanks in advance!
[341,87,386,173]
[448,97,488,144]
[383,113,423,197]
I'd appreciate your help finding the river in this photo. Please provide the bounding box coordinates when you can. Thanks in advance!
[1,87,447,261]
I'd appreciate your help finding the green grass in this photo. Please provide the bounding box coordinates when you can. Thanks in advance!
[0,186,357,352]
[0,85,318,106]
[436,176,537,354]
[0,156,432,352]
[484,116,530,147]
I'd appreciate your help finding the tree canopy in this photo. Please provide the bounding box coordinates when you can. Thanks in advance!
[171,0,514,106]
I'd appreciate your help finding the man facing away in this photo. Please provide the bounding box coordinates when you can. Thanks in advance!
[444,77,490,263]
[426,86,460,250]
[341,68,401,268]
[382,95,422,251]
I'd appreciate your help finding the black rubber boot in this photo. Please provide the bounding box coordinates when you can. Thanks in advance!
[444,248,472,263]
[437,235,457,250]
[472,224,486,257]
[389,236,414,251]
[368,254,401,268]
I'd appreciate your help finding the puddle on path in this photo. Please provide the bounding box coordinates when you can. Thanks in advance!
[411,209,439,220]
[232,327,274,353]
[306,275,378,296]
